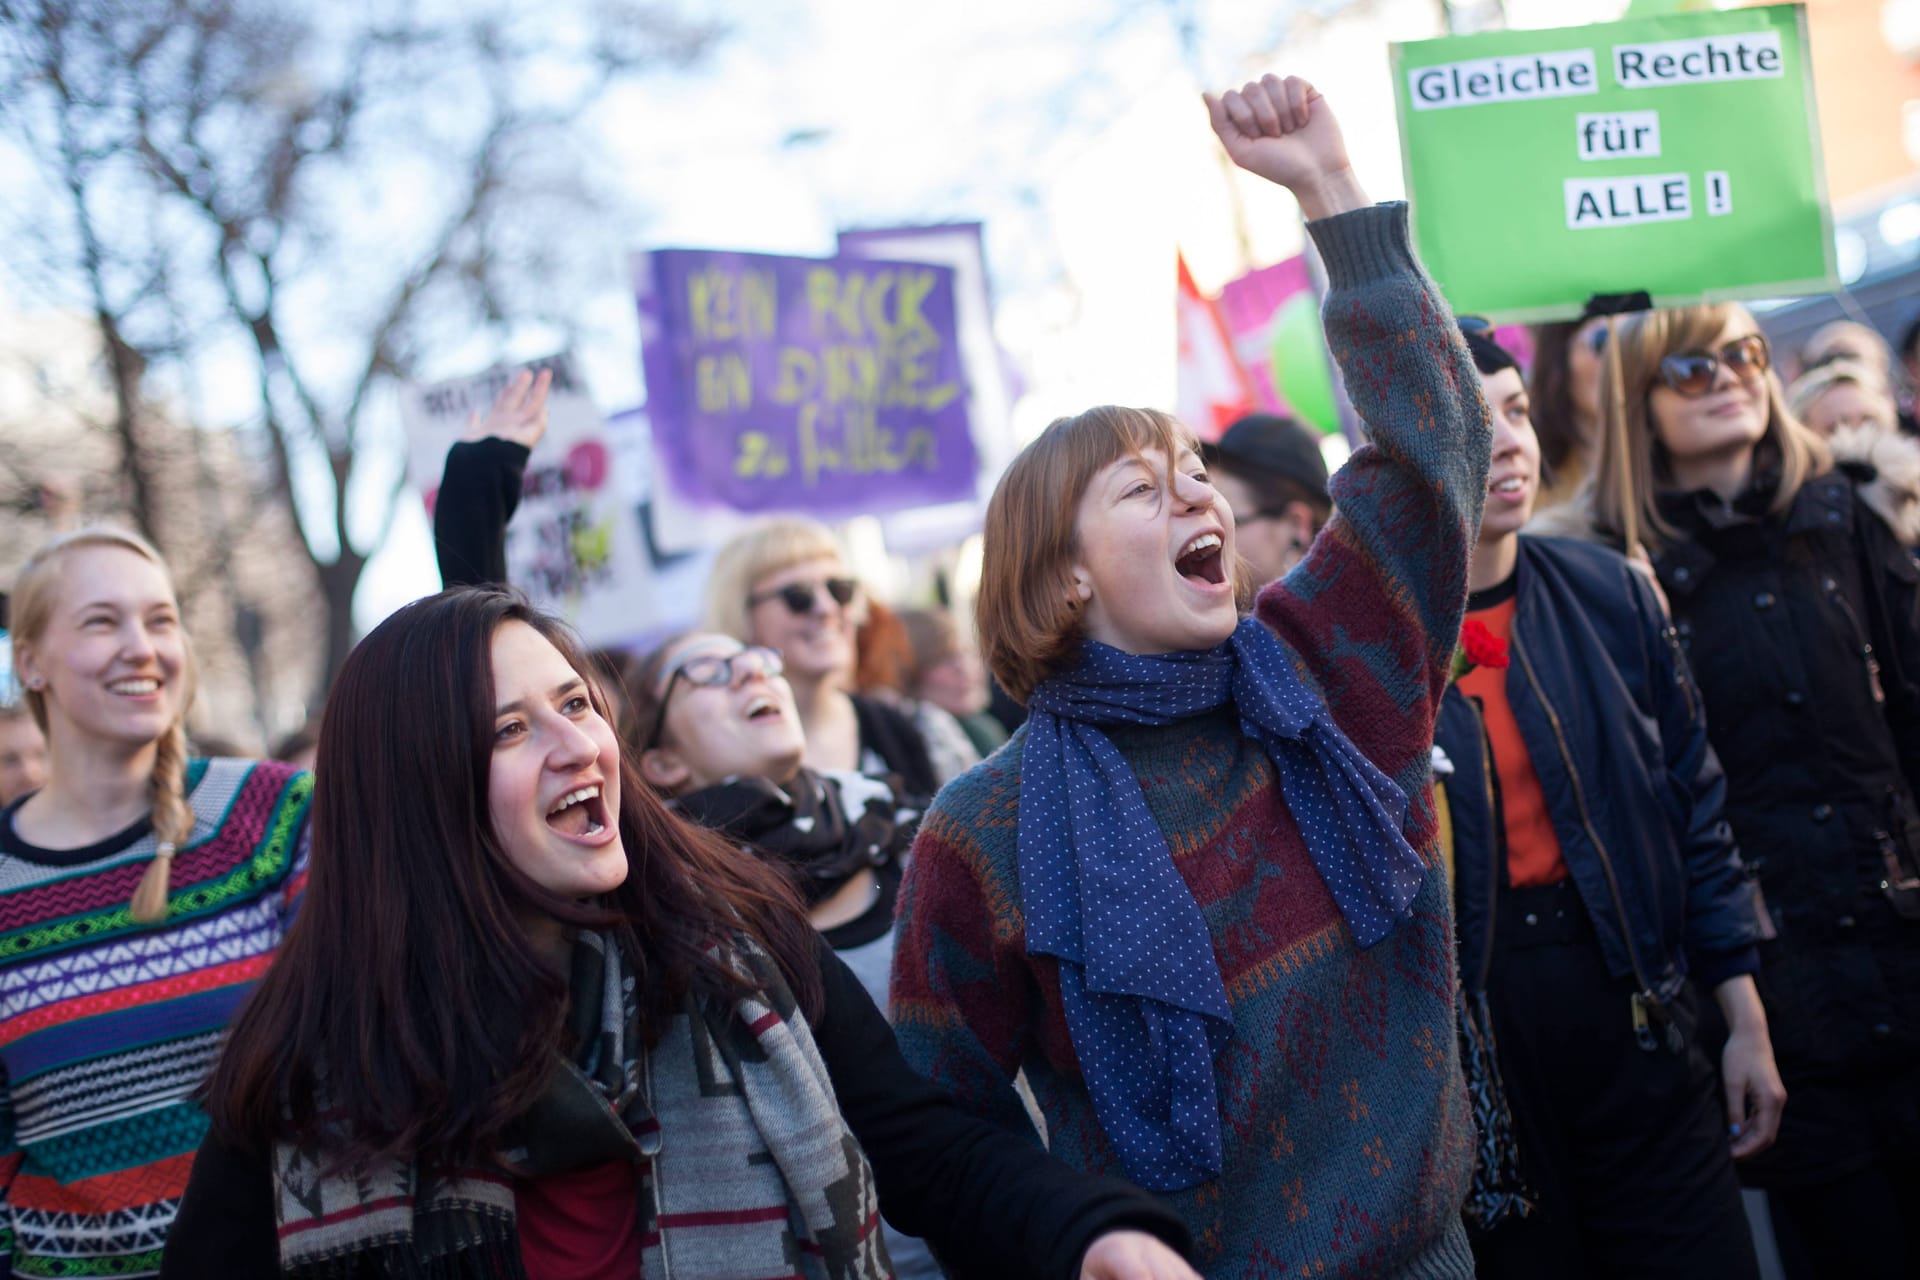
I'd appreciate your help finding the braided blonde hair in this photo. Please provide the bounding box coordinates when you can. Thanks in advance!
[10,528,197,922]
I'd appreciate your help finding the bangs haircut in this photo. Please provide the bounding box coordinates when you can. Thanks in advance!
[703,517,847,643]
[1590,302,1831,553]
[977,404,1255,705]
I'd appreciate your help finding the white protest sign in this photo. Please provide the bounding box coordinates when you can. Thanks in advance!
[401,353,653,646]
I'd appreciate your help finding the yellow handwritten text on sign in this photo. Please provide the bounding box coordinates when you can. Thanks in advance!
[685,262,963,489]
[731,411,938,487]
[687,268,776,343]
[769,345,960,413]
[804,267,938,343]
[696,353,751,413]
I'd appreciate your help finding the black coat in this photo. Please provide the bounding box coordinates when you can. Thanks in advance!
[1654,469,1920,1185]
[1437,536,1762,1003]
[160,941,1189,1278]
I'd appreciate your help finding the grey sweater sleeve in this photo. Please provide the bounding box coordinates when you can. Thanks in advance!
[1255,200,1493,801]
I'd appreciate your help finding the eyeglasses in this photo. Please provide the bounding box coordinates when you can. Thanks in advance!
[645,646,783,750]
[1657,334,1770,398]
[746,577,858,615]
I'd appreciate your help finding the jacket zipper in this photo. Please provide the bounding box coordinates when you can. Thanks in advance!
[1511,635,1670,1047]
[1824,577,1887,705]
[1661,626,1697,721]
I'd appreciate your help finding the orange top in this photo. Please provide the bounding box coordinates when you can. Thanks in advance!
[1455,593,1569,888]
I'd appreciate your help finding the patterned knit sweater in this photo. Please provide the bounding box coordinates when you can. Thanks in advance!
[889,203,1488,1280]
[0,758,311,1278]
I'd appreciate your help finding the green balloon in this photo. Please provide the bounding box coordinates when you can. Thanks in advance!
[1270,293,1340,436]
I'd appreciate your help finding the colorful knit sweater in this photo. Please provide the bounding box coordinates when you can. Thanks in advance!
[0,758,311,1278]
[889,203,1489,1280]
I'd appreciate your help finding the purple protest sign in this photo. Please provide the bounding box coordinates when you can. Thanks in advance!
[637,248,977,519]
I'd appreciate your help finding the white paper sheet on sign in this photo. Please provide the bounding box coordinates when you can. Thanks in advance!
[400,353,653,648]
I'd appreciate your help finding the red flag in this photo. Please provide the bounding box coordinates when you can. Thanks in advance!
[1175,252,1256,443]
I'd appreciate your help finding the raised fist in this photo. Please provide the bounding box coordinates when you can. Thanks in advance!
[1204,74,1365,220]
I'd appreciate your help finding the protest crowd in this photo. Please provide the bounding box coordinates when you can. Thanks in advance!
[5,6,1920,1280]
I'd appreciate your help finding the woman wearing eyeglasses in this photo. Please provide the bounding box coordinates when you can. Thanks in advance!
[621,633,909,1010]
[1586,304,1920,1279]
[705,521,944,805]
[620,629,948,1277]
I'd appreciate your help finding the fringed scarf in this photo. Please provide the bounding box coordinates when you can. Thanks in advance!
[271,933,890,1279]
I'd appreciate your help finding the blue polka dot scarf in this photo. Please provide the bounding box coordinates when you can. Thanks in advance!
[1018,617,1429,1191]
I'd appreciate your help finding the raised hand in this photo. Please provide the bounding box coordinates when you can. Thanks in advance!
[1078,1230,1201,1280]
[1204,74,1367,221]
[463,368,553,450]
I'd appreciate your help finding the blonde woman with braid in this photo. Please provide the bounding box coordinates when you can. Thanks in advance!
[0,528,312,1276]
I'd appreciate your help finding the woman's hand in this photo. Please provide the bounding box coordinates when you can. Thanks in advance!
[1714,975,1786,1159]
[1204,74,1367,220]
[1079,1229,1201,1280]
[464,368,553,449]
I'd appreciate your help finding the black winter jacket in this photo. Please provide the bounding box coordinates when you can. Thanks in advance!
[1437,536,1763,1003]
[1652,469,1920,1182]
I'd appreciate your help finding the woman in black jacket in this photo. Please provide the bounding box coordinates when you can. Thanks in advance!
[1587,303,1920,1280]
[160,588,1195,1280]
[1436,332,1780,1279]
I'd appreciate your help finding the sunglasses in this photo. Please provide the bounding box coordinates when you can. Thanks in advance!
[746,577,858,615]
[645,645,784,750]
[1657,334,1770,398]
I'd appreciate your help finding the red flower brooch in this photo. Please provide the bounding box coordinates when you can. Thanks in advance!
[1451,618,1510,682]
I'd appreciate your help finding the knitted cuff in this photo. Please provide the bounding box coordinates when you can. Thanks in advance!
[1306,201,1420,294]
[1690,944,1762,992]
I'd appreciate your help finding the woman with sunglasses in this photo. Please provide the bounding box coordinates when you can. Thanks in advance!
[1585,304,1920,1279]
[892,76,1487,1277]
[163,587,1199,1280]
[705,521,944,805]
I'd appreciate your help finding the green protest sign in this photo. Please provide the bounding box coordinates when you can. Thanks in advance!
[1391,4,1835,320]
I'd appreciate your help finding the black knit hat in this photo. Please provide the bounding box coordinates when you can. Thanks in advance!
[1202,413,1330,506]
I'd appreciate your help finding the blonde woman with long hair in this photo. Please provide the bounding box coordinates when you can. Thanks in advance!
[0,528,312,1275]
[1587,305,1920,1279]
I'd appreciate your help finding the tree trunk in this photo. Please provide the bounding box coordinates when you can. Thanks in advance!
[314,551,364,697]
[96,313,163,552]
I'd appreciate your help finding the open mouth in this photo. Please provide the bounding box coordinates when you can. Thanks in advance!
[545,783,610,839]
[108,677,161,696]
[743,694,783,723]
[1489,476,1526,497]
[1174,532,1227,586]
